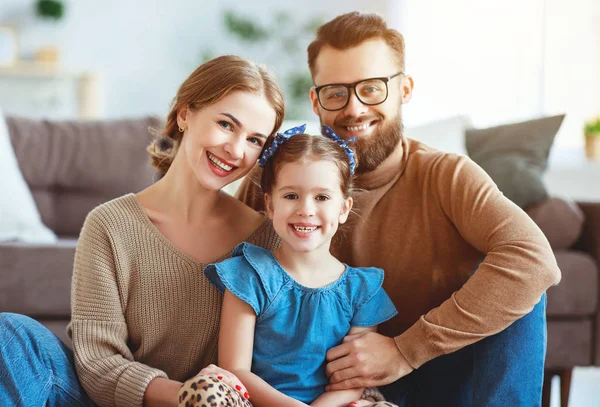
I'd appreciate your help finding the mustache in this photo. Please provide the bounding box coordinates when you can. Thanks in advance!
[335,115,381,127]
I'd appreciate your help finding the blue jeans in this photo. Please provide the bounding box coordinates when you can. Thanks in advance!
[0,294,547,407]
[380,293,547,407]
[0,313,96,407]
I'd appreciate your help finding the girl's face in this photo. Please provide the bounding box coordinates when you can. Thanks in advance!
[178,91,277,191]
[265,160,352,254]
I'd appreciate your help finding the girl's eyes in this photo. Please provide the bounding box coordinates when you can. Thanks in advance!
[282,193,330,201]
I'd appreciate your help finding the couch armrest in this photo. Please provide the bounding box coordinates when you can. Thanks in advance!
[576,202,600,265]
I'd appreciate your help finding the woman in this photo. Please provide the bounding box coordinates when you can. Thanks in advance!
[0,55,284,407]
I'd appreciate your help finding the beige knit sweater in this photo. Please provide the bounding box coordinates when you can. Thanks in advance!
[68,193,280,407]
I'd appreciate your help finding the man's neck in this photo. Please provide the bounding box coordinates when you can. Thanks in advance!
[355,137,408,190]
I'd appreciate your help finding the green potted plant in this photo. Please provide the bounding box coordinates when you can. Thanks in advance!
[35,0,65,20]
[584,118,600,160]
[33,0,66,64]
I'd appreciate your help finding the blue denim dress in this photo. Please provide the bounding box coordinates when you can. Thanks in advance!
[205,242,398,403]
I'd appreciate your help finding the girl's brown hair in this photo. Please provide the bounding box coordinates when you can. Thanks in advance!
[307,12,405,78]
[148,55,285,173]
[260,134,355,199]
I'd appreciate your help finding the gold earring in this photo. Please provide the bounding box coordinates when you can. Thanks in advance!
[178,125,185,133]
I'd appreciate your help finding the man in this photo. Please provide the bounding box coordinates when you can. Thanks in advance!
[236,12,560,406]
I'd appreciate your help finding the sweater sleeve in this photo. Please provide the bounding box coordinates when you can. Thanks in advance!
[69,209,168,407]
[394,155,561,369]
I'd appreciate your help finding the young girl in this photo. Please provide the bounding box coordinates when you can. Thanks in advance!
[198,124,398,407]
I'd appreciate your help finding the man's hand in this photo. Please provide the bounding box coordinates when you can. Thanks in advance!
[325,331,414,391]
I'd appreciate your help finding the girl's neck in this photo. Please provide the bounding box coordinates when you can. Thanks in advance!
[273,243,345,288]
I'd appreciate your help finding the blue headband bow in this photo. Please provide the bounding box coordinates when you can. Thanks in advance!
[258,123,357,175]
[322,125,357,175]
[258,124,306,168]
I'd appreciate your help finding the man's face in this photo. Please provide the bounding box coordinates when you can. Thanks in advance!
[310,39,413,173]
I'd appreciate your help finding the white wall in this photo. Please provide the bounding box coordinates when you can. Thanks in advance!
[0,0,389,119]
[3,0,597,148]
[391,0,600,147]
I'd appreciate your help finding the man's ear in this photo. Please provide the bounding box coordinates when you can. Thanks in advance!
[310,87,320,116]
[264,193,274,220]
[339,197,353,224]
[401,75,414,104]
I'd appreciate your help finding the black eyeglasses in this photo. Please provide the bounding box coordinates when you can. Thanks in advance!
[314,72,404,111]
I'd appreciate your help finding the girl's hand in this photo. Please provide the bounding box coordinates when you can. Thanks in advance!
[196,364,250,399]
[348,400,374,407]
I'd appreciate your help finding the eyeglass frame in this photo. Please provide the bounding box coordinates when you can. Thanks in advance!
[313,71,404,112]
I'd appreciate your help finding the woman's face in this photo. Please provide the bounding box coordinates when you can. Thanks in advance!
[178,91,277,191]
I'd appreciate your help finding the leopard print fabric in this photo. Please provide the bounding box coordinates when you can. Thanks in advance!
[177,375,399,407]
[178,375,251,407]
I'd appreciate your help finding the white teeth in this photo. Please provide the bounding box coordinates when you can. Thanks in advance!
[208,152,233,172]
[346,123,370,132]
[293,225,318,233]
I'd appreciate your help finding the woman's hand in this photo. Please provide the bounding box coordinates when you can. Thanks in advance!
[196,364,250,399]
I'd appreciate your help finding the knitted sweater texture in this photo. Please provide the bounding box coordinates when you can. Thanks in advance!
[68,193,280,407]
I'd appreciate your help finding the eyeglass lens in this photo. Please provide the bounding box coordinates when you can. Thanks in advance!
[319,78,388,110]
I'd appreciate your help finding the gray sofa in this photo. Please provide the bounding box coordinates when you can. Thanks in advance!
[0,116,159,344]
[0,116,598,407]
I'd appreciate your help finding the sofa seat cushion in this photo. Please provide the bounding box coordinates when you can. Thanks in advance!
[0,238,76,317]
[546,251,598,317]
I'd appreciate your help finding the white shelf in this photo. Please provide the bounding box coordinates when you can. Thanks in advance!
[0,61,84,79]
[0,61,102,119]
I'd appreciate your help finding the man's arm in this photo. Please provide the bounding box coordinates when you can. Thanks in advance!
[325,155,560,390]
[219,289,307,407]
[394,155,560,368]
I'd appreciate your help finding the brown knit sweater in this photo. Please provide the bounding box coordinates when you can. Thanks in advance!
[68,193,280,407]
[237,137,561,370]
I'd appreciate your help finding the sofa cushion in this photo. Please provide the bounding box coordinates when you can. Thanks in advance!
[404,116,470,155]
[465,115,565,208]
[526,197,585,250]
[546,251,598,317]
[6,116,160,236]
[546,319,593,368]
[0,238,76,316]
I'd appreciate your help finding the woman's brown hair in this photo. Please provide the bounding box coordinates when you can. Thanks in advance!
[260,134,355,200]
[148,55,285,173]
[307,12,405,78]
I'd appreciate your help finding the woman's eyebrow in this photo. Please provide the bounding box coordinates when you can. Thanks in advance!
[220,113,267,139]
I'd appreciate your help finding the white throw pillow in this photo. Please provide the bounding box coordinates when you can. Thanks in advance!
[404,116,471,155]
[0,111,57,243]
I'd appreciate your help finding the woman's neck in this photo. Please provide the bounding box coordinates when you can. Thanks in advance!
[273,242,345,288]
[150,153,223,224]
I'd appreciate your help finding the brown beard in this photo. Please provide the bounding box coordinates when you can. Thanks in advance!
[352,115,403,173]
[321,112,403,174]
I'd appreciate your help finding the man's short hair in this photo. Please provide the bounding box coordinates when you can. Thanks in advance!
[307,12,406,79]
